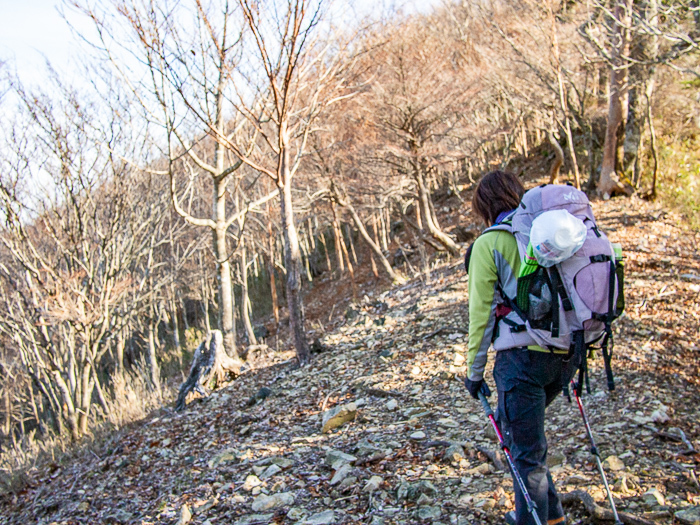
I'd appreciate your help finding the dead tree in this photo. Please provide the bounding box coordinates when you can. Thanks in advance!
[175,330,242,411]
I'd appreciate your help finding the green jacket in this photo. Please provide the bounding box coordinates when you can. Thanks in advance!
[466,229,551,382]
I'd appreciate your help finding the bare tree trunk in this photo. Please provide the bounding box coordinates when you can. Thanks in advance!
[170,291,183,371]
[266,215,280,325]
[239,240,257,347]
[380,208,389,252]
[339,222,356,292]
[3,388,11,437]
[278,133,309,364]
[598,0,632,198]
[300,234,313,282]
[646,83,659,199]
[319,229,332,275]
[77,362,94,436]
[213,179,237,358]
[549,1,580,188]
[92,366,109,418]
[331,204,345,275]
[116,329,125,376]
[340,198,404,284]
[175,330,241,411]
[147,314,161,391]
[345,223,359,266]
[415,166,460,256]
[549,131,565,184]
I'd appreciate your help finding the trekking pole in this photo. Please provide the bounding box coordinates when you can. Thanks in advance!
[478,391,543,525]
[570,381,623,525]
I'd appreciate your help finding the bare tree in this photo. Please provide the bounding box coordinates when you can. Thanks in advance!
[223,0,361,364]
[73,0,278,360]
[0,76,174,438]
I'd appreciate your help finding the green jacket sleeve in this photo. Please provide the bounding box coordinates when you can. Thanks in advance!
[466,230,522,381]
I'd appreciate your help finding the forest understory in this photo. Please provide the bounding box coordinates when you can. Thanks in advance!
[1,188,699,525]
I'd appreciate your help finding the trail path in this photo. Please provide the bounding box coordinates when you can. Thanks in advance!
[2,197,699,525]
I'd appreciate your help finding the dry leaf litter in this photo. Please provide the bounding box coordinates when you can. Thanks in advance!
[1,196,699,525]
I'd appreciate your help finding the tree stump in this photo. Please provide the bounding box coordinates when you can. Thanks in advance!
[175,330,243,411]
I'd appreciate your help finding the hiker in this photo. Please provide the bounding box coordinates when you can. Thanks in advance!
[464,170,568,525]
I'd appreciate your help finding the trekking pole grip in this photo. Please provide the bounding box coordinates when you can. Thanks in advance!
[478,391,494,418]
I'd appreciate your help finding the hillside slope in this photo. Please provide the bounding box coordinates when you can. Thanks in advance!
[1,196,699,525]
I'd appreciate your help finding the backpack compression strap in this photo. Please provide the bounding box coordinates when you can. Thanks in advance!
[588,255,617,392]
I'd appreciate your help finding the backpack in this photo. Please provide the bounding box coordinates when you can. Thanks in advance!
[485,184,625,397]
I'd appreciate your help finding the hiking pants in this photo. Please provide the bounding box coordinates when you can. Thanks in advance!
[494,348,567,525]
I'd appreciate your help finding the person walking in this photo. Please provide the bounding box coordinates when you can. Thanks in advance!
[464,170,568,525]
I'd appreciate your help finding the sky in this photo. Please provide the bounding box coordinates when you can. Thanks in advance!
[0,0,95,86]
[0,0,442,88]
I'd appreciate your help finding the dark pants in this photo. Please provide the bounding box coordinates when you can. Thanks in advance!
[494,348,568,525]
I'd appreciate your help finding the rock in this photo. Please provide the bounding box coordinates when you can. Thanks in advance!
[251,492,295,512]
[642,488,665,507]
[269,457,295,469]
[177,504,192,525]
[437,418,459,428]
[416,506,442,520]
[475,498,496,510]
[247,386,273,406]
[675,506,700,525]
[613,476,634,495]
[287,508,306,521]
[321,403,357,433]
[603,455,625,471]
[243,475,262,491]
[329,464,352,486]
[259,464,282,480]
[386,399,398,411]
[301,510,336,525]
[444,444,465,463]
[364,475,383,493]
[397,480,438,501]
[416,493,433,506]
[466,463,491,476]
[546,451,566,467]
[410,430,426,440]
[564,474,588,486]
[355,439,383,459]
[338,476,358,492]
[456,494,473,507]
[236,514,274,525]
[369,517,384,525]
[325,449,356,469]
[208,448,238,468]
[651,409,670,424]
[453,352,466,366]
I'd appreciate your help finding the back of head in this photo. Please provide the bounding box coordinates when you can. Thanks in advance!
[472,170,524,226]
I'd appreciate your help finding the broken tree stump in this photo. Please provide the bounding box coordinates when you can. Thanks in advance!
[175,330,243,411]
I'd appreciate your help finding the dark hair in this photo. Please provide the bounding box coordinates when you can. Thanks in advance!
[472,170,524,226]
[464,242,474,274]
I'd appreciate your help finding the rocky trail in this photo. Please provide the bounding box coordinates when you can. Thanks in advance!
[1,196,699,525]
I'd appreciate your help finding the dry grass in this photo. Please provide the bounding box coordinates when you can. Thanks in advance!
[0,365,175,496]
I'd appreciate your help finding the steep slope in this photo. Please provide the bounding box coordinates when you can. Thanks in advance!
[1,196,699,525]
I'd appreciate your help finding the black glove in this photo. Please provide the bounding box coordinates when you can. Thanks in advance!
[464,377,491,399]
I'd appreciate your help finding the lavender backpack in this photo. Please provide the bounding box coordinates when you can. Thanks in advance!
[486,184,625,396]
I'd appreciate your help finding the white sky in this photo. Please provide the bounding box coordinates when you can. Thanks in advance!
[0,0,95,86]
[0,0,441,88]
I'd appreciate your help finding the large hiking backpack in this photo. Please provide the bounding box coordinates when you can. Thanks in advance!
[486,184,625,397]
